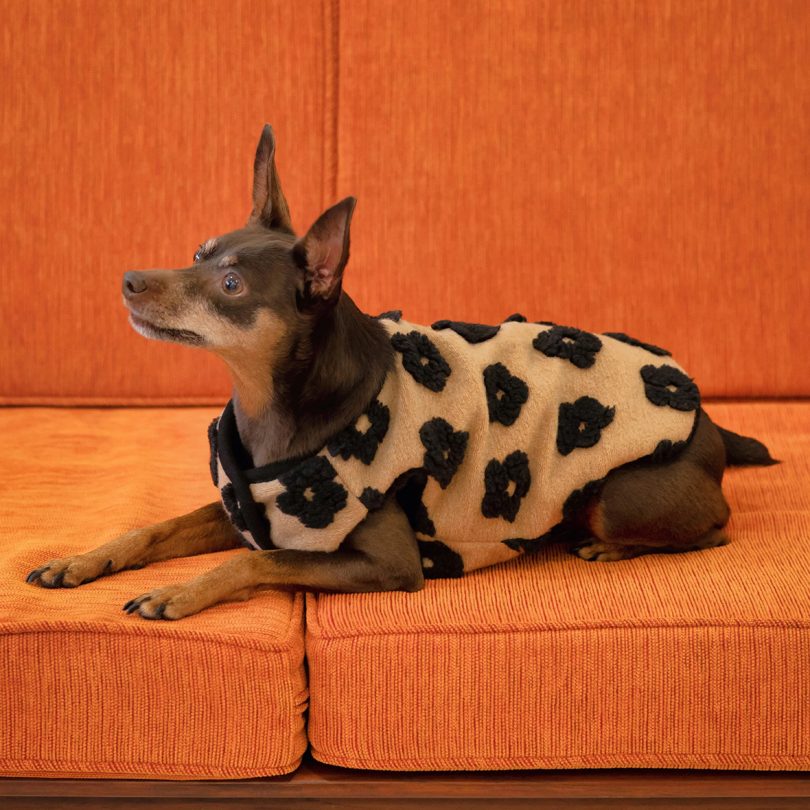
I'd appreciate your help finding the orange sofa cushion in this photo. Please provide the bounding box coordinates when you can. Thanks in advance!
[0,407,307,780]
[306,401,810,771]
[1,1,808,404]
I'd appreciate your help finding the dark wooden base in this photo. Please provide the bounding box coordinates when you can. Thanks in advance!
[2,756,810,809]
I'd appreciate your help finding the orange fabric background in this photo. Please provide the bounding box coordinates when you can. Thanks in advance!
[0,406,307,779]
[307,401,810,771]
[1,0,808,402]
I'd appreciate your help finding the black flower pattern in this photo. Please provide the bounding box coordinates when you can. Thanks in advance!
[375,310,402,322]
[483,363,529,426]
[391,330,452,392]
[220,483,247,533]
[482,450,531,522]
[431,319,501,344]
[418,539,464,579]
[503,478,605,553]
[208,417,219,486]
[605,331,671,357]
[419,418,469,489]
[651,438,689,463]
[556,396,616,456]
[359,486,386,510]
[327,399,390,465]
[533,325,602,369]
[503,313,527,322]
[640,364,700,411]
[276,456,348,529]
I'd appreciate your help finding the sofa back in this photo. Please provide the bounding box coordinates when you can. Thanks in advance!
[1,0,807,403]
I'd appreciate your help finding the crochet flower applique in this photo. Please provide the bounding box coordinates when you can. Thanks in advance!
[359,486,386,510]
[374,310,402,322]
[391,331,452,392]
[605,332,671,357]
[482,450,531,522]
[276,456,348,529]
[431,319,501,344]
[640,365,700,412]
[533,325,602,369]
[327,398,390,465]
[419,418,469,489]
[483,363,529,426]
[556,396,616,456]
[220,483,248,533]
[418,539,464,579]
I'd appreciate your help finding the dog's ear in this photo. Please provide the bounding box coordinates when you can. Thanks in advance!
[249,124,293,232]
[292,197,357,303]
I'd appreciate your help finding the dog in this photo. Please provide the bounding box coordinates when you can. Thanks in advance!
[26,125,776,620]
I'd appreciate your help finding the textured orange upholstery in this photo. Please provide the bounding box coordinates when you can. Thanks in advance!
[306,402,810,771]
[337,0,809,399]
[0,0,335,405]
[1,1,808,403]
[0,407,307,779]
[1,0,808,783]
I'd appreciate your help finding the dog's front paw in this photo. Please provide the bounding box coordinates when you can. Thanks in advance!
[123,585,197,620]
[26,556,114,588]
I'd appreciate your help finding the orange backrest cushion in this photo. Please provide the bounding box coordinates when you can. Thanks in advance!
[1,1,807,402]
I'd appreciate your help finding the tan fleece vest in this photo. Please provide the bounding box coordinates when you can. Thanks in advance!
[209,315,700,579]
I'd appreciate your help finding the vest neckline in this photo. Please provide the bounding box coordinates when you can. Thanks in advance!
[216,399,320,485]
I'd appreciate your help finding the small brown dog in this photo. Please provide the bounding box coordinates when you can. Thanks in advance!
[26,125,776,620]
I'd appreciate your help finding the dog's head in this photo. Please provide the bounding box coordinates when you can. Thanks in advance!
[122,125,355,370]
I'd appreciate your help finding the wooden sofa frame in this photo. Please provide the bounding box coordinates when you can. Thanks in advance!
[3,755,810,809]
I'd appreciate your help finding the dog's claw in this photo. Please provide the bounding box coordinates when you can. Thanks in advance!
[123,595,148,614]
[26,566,49,584]
[123,594,174,620]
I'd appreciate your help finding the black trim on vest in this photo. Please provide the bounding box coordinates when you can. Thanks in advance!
[215,400,275,549]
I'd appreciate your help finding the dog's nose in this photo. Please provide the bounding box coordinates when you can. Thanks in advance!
[123,271,148,297]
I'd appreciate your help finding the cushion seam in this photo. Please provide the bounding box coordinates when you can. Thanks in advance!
[305,618,810,641]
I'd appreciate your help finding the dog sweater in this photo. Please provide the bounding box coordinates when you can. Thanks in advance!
[208,314,701,579]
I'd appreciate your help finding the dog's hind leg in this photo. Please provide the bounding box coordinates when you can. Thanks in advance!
[26,502,242,588]
[570,409,731,563]
[123,493,425,620]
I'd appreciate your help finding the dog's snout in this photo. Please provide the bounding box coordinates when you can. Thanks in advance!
[123,271,148,297]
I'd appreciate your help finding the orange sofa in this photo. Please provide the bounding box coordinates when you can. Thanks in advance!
[1,0,808,782]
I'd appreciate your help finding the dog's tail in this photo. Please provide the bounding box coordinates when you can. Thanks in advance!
[716,424,779,467]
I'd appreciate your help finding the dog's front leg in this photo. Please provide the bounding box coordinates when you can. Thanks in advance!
[26,502,242,588]
[125,494,425,620]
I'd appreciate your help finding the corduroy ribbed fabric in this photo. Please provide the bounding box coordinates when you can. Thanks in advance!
[0,407,307,779]
[2,1,808,403]
[306,401,810,771]
[0,0,336,405]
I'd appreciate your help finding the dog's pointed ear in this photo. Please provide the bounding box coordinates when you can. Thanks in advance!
[292,197,357,303]
[249,124,293,232]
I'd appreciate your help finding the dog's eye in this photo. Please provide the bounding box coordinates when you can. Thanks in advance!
[222,272,243,294]
[194,245,204,263]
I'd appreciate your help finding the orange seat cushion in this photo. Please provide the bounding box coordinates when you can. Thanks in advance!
[306,401,810,771]
[0,407,307,780]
